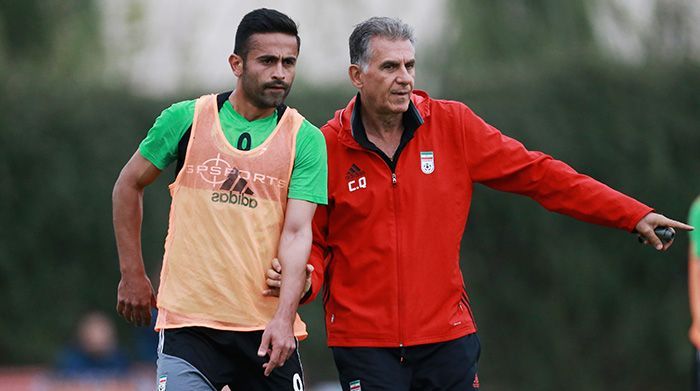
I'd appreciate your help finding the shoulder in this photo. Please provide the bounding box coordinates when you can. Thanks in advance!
[430,98,472,117]
[295,119,326,153]
[413,90,469,117]
[162,99,196,120]
[151,99,197,131]
[297,118,323,138]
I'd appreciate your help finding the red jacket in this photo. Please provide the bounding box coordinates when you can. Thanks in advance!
[305,90,652,347]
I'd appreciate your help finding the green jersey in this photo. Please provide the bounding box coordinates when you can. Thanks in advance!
[690,197,700,257]
[139,99,327,205]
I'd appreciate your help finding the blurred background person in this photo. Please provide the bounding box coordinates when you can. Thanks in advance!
[54,311,129,378]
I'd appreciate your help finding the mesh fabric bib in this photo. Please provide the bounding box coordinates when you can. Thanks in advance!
[155,94,307,337]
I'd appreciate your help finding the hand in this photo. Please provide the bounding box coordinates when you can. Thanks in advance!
[263,258,313,299]
[116,273,157,327]
[257,316,296,376]
[690,323,700,349]
[634,212,693,251]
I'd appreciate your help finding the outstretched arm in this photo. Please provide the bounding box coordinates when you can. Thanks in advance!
[112,151,161,326]
[258,199,317,376]
[461,105,693,246]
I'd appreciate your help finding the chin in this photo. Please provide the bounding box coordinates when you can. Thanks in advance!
[389,102,410,114]
[257,94,285,108]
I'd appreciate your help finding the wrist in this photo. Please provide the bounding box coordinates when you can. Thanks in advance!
[272,306,296,324]
[120,265,147,279]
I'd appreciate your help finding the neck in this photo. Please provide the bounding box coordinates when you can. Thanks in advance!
[229,89,275,121]
[361,105,403,138]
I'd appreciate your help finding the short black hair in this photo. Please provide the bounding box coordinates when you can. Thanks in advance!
[234,8,300,59]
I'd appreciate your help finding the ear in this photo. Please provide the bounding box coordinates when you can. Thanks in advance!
[229,54,244,78]
[348,64,364,89]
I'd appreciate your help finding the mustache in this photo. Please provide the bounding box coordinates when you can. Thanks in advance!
[263,81,289,90]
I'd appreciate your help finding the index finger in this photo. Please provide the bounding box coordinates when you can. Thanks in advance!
[664,219,694,231]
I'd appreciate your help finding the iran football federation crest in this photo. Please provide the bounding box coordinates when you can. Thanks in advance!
[420,151,435,174]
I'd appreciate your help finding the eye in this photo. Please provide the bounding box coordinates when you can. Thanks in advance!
[283,58,296,66]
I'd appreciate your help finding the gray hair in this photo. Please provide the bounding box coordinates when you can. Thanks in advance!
[349,17,415,70]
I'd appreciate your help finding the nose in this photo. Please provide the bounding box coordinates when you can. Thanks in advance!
[271,61,286,81]
[395,64,413,85]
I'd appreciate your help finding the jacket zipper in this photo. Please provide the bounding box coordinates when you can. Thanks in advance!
[392,170,403,347]
[356,125,415,347]
[369,150,403,347]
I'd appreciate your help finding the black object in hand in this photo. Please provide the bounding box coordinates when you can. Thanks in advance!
[637,227,675,244]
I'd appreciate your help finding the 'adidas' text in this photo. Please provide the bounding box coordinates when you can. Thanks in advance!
[211,191,258,208]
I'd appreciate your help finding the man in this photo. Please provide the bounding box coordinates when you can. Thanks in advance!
[265,17,692,390]
[688,196,700,389]
[112,8,326,390]
[55,311,129,378]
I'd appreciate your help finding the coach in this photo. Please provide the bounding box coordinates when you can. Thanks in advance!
[267,16,692,391]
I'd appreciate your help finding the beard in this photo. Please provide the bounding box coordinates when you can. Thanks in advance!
[240,75,291,109]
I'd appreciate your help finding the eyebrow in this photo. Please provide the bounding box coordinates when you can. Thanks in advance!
[256,54,297,62]
[380,60,400,67]
[379,59,415,67]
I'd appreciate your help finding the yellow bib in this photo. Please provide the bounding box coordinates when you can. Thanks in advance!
[155,94,307,338]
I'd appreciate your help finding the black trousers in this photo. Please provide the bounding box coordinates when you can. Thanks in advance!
[332,333,481,391]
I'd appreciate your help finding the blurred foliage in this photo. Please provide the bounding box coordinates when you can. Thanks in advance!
[0,0,100,78]
[0,70,167,363]
[445,1,595,69]
[1,0,699,390]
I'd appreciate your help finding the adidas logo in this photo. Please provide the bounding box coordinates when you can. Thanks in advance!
[346,164,367,193]
[220,168,254,195]
[345,164,365,181]
[211,168,258,208]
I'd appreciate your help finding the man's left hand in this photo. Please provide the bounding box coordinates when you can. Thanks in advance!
[257,316,296,376]
[635,212,694,251]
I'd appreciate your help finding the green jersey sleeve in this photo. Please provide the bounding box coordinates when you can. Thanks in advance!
[288,120,328,205]
[690,198,700,257]
[138,100,195,170]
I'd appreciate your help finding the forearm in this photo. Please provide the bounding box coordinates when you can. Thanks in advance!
[112,175,147,277]
[526,160,652,231]
[274,227,312,323]
[480,151,651,231]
